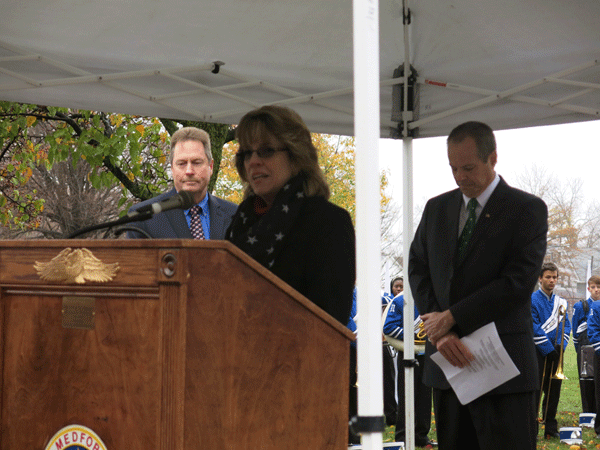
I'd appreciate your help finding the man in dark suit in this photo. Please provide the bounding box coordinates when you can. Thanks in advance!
[127,127,237,239]
[409,121,548,449]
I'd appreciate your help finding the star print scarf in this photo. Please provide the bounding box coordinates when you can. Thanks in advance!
[226,173,306,270]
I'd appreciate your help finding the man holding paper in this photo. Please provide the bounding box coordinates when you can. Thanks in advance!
[409,121,548,450]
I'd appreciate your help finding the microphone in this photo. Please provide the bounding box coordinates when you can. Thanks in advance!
[67,191,196,238]
[129,190,196,217]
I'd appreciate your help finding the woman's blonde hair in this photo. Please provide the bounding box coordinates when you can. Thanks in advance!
[235,105,330,200]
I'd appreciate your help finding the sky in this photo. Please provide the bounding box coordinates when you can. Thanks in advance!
[379,119,600,211]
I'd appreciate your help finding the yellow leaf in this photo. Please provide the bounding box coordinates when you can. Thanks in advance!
[159,155,166,165]
[136,124,145,137]
[26,116,37,127]
[111,115,124,127]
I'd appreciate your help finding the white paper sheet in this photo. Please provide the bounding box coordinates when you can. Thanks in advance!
[430,322,520,405]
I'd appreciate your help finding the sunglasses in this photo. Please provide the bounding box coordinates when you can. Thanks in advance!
[236,147,287,162]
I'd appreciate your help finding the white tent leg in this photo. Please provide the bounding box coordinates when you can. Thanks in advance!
[401,1,417,449]
[402,137,416,450]
[353,0,383,449]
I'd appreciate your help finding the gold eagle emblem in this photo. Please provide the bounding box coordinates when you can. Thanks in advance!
[34,247,119,284]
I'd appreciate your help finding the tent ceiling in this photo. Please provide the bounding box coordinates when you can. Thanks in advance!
[1,0,598,138]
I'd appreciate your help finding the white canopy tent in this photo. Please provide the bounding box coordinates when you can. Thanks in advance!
[1,0,598,137]
[1,1,599,449]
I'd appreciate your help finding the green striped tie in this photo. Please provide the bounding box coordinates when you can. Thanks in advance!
[457,198,478,261]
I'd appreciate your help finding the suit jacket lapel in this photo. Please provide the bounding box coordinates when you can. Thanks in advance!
[158,188,191,238]
[436,190,461,308]
[208,194,225,240]
[447,190,462,264]
[164,204,193,238]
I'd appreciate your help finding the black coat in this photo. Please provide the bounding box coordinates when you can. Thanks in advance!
[228,196,355,325]
[409,177,548,393]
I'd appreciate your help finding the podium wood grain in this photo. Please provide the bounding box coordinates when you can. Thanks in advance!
[0,240,353,450]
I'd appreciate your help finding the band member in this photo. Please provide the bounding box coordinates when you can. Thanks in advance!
[582,275,600,437]
[381,277,404,426]
[383,294,434,448]
[572,275,600,413]
[532,262,571,439]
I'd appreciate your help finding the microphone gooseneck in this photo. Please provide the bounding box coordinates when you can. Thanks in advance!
[68,191,197,238]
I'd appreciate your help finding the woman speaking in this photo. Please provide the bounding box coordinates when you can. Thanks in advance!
[226,105,355,325]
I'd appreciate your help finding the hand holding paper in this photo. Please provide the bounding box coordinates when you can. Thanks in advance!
[435,332,475,368]
[430,322,520,405]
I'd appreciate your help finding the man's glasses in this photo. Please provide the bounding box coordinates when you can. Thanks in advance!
[236,147,287,162]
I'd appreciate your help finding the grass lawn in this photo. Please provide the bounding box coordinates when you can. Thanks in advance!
[381,345,598,449]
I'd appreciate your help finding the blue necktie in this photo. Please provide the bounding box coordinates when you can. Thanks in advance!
[457,198,478,261]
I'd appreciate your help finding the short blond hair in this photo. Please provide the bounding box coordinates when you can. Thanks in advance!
[169,127,212,164]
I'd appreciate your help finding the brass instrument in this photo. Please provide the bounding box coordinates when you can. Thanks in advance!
[551,305,568,381]
[415,321,427,345]
[381,302,427,354]
[538,305,567,424]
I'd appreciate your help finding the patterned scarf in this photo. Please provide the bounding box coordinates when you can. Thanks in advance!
[226,173,307,269]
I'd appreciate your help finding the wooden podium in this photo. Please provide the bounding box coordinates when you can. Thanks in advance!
[0,240,354,449]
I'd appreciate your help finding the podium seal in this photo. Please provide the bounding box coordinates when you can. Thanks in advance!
[44,425,108,450]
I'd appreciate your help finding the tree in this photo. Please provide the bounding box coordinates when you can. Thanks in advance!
[380,189,403,277]
[515,163,599,290]
[1,154,123,239]
[581,204,600,249]
[315,134,358,220]
[0,101,231,235]
[212,140,245,206]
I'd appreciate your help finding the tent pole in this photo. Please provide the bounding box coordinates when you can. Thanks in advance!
[402,136,416,450]
[402,1,417,449]
[353,0,383,449]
